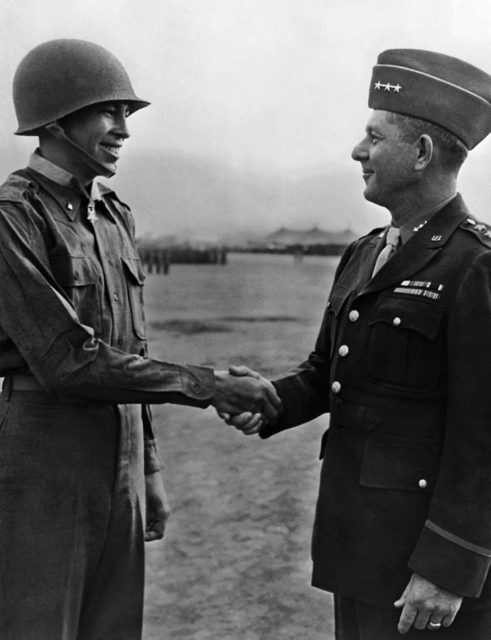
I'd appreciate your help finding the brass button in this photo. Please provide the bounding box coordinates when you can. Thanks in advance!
[338,345,349,357]
[418,478,428,489]
[349,310,359,322]
[331,381,341,394]
[393,317,401,327]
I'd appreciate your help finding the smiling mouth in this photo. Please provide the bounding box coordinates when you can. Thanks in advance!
[100,143,122,160]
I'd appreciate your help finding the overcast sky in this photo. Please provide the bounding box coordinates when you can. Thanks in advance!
[1,0,491,233]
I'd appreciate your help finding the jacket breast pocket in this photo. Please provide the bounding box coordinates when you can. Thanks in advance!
[51,255,103,335]
[360,441,441,492]
[121,257,147,340]
[365,296,444,390]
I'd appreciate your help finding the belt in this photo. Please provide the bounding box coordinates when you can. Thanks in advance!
[2,375,47,392]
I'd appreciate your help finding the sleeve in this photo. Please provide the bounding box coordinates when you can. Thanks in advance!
[0,198,215,406]
[409,251,491,598]
[260,242,357,439]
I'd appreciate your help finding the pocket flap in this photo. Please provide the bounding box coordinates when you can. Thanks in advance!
[122,257,146,285]
[360,442,441,492]
[51,255,98,286]
[368,297,443,340]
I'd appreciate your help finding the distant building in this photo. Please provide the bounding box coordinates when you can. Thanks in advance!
[242,226,358,255]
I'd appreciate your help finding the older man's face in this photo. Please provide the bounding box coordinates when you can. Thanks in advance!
[351,110,419,211]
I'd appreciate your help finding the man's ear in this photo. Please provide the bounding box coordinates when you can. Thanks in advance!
[414,134,433,171]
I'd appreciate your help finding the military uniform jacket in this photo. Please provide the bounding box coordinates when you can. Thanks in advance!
[0,154,216,472]
[262,194,491,609]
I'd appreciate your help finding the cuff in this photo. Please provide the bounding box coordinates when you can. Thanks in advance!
[409,520,491,598]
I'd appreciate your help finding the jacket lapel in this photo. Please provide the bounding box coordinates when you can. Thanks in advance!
[360,195,469,295]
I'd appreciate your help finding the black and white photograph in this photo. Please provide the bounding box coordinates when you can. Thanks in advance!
[1,1,491,638]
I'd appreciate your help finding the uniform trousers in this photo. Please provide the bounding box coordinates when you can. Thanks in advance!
[335,595,491,640]
[0,388,146,640]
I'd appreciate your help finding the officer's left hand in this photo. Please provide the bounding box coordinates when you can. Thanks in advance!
[145,471,171,542]
[394,573,463,633]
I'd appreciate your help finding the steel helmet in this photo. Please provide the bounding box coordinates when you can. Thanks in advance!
[13,39,150,135]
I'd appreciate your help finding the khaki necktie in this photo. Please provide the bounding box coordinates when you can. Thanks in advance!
[372,226,400,277]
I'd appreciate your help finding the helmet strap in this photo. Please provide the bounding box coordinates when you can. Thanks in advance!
[45,122,115,179]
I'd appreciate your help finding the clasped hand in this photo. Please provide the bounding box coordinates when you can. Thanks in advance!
[212,365,280,434]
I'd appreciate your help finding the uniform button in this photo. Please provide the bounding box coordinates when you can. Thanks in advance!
[349,310,359,322]
[338,345,349,357]
[113,292,120,302]
[418,478,428,489]
[331,381,342,394]
[393,316,401,327]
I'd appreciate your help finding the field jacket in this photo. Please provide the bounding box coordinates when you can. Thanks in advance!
[0,153,215,472]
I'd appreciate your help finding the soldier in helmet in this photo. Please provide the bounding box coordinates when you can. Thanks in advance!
[0,39,280,639]
[227,49,491,638]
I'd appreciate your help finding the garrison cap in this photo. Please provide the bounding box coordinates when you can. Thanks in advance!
[368,49,491,149]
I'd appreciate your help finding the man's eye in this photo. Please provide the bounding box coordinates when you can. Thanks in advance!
[370,136,380,144]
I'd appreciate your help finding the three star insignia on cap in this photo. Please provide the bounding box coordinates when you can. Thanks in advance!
[374,81,402,93]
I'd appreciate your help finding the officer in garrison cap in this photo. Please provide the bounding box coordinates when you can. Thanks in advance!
[0,39,280,639]
[224,49,491,638]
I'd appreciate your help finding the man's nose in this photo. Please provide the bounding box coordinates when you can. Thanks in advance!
[115,115,130,139]
[351,139,367,162]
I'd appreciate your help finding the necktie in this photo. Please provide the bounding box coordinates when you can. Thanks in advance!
[372,226,400,277]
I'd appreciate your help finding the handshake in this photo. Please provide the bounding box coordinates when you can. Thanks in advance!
[212,365,281,435]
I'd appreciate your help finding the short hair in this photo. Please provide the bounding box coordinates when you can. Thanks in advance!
[387,112,469,172]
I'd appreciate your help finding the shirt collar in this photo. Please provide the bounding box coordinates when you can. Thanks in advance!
[27,151,113,221]
[28,151,75,188]
[399,193,457,245]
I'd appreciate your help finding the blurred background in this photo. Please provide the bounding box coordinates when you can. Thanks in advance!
[2,2,491,638]
[2,0,491,245]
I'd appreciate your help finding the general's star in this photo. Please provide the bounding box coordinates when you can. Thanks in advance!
[374,81,382,90]
[393,84,402,93]
[383,83,391,91]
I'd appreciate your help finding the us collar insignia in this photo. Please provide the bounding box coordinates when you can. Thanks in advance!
[374,81,402,93]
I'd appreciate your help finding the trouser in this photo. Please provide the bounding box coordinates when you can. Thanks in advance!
[0,388,146,640]
[335,595,491,640]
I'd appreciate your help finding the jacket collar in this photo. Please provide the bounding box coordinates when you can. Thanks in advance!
[359,193,468,295]
[27,151,115,222]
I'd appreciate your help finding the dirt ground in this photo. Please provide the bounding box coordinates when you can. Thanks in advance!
[143,406,332,640]
[140,256,337,639]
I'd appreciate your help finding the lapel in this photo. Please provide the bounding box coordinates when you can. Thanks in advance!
[360,194,469,296]
[334,229,386,294]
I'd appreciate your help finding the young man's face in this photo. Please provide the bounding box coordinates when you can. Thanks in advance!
[60,101,131,176]
[351,110,419,210]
